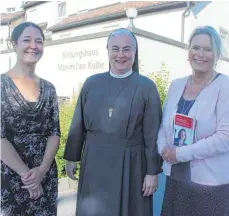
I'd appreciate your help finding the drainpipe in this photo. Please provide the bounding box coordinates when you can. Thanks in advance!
[6,21,12,49]
[181,1,191,43]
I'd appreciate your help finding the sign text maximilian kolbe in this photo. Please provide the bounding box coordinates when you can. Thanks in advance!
[58,49,106,71]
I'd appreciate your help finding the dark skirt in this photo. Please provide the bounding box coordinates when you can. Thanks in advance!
[75,132,153,216]
[161,176,229,216]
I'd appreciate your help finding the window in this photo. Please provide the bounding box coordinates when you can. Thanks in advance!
[7,7,16,12]
[58,2,66,17]
[219,26,229,58]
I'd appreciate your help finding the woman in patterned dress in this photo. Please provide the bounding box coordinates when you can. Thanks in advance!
[158,26,229,216]
[1,22,60,216]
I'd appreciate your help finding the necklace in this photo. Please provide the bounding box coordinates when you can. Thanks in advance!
[181,99,195,115]
[108,73,131,118]
[181,71,216,114]
[191,71,215,87]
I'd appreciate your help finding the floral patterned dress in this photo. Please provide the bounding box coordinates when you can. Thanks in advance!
[1,74,60,216]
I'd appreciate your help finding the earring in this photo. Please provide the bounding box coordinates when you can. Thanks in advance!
[187,58,190,61]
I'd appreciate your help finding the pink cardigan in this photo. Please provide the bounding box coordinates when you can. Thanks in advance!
[157,74,229,186]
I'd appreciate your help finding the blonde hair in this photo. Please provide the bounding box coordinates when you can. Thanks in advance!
[189,26,223,66]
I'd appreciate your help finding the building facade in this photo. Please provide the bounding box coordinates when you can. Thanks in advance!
[1,1,229,97]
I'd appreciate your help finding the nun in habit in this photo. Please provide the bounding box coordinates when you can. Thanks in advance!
[64,28,163,216]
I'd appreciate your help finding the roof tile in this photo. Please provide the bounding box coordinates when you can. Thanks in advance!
[1,11,25,25]
[52,1,169,28]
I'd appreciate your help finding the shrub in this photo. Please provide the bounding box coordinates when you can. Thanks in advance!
[147,63,171,106]
[56,85,82,178]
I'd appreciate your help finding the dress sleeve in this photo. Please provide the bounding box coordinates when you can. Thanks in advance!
[143,81,163,175]
[63,79,88,162]
[1,79,6,139]
[47,85,61,137]
[1,103,6,139]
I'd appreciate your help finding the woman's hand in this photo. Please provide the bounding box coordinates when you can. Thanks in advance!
[162,146,178,164]
[142,175,158,196]
[21,167,46,189]
[65,160,77,180]
[27,183,43,200]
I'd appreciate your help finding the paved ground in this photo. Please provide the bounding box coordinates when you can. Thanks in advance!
[57,190,77,216]
[57,173,166,216]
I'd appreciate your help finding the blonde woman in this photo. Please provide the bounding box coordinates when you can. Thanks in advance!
[158,26,229,216]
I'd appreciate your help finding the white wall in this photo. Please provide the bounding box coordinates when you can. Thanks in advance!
[184,1,229,44]
[1,34,228,97]
[138,37,191,79]
[0,51,16,74]
[0,1,23,13]
[66,0,119,15]
[4,1,229,50]
[52,1,229,49]
[0,25,9,50]
[36,38,109,96]
[25,0,120,28]
[134,9,184,41]
[52,8,184,41]
[26,2,62,28]
[138,36,229,79]
[0,38,109,97]
[52,19,129,40]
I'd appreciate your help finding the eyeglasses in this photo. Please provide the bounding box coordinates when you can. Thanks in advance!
[109,46,134,54]
[190,45,213,54]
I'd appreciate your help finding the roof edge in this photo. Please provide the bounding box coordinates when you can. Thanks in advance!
[0,12,25,25]
[49,1,187,32]
[1,27,229,64]
[22,1,47,9]
[133,27,187,49]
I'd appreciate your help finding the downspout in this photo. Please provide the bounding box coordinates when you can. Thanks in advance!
[6,21,12,69]
[181,1,191,43]
[6,21,12,49]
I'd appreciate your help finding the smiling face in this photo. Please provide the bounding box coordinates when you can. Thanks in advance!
[13,26,44,65]
[188,34,215,74]
[180,130,186,140]
[107,34,135,74]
